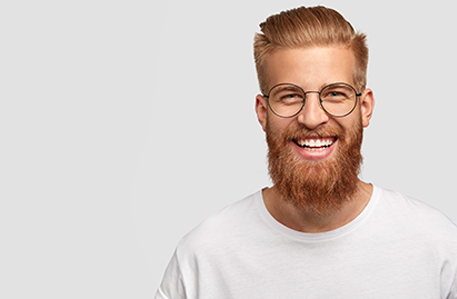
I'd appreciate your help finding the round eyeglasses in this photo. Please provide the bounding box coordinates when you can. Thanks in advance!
[263,82,362,118]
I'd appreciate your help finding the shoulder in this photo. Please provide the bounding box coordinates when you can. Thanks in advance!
[377,187,455,223]
[375,186,457,242]
[175,190,263,259]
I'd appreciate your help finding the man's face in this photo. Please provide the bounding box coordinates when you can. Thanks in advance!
[255,47,374,215]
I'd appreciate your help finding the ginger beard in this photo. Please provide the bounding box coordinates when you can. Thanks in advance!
[266,115,364,217]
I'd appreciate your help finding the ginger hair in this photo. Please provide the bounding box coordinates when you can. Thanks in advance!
[254,6,368,94]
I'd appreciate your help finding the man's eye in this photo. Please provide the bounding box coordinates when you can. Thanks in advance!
[281,94,302,102]
[286,94,299,98]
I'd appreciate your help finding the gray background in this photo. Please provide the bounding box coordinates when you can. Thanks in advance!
[1,0,456,298]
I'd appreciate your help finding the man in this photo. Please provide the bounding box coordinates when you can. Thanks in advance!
[156,6,457,298]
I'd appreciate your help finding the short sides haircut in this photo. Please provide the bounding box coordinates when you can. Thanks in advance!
[254,6,368,94]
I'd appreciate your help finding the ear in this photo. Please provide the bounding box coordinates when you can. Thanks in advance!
[360,88,375,128]
[255,94,268,132]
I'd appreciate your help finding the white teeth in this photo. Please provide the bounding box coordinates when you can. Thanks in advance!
[296,138,334,149]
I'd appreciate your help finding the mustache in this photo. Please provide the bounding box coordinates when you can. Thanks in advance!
[281,125,344,142]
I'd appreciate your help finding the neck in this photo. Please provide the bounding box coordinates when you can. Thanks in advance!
[262,180,373,233]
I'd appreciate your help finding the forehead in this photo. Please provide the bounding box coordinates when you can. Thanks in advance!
[265,47,356,89]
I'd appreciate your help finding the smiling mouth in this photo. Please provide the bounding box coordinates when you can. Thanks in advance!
[293,137,336,151]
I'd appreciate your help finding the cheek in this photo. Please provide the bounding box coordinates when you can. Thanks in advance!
[339,116,363,146]
[337,109,362,132]
[266,113,295,135]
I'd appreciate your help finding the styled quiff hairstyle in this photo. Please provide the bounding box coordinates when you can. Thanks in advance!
[254,6,368,94]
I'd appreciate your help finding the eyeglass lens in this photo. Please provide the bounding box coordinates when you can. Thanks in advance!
[268,83,357,118]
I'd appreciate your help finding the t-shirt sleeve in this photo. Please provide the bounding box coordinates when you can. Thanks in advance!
[155,250,186,299]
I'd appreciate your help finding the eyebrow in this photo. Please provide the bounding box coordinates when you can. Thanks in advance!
[310,82,354,91]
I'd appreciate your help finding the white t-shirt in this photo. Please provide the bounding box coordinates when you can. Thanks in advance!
[156,186,457,298]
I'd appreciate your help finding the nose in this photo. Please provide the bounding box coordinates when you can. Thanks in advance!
[296,92,329,130]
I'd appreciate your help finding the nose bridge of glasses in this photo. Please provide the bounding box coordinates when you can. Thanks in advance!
[304,90,320,99]
[303,90,322,106]
[301,90,324,114]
